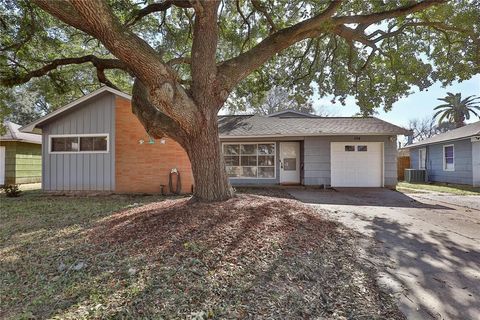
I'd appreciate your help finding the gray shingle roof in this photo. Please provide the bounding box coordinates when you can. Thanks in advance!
[1,121,42,144]
[405,121,480,148]
[218,115,410,137]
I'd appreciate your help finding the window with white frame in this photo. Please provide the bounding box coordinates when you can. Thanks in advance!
[223,143,275,178]
[443,145,454,171]
[419,148,426,169]
[50,134,109,153]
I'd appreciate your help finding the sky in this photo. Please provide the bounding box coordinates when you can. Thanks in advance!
[313,75,480,128]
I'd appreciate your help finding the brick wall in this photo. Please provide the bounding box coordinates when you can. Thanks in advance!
[114,97,194,193]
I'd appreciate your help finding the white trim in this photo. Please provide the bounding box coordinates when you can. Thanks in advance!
[20,87,131,133]
[49,133,109,154]
[222,142,276,179]
[220,133,406,139]
[443,144,455,171]
[419,148,427,170]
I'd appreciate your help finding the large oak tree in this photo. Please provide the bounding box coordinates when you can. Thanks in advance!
[1,0,479,201]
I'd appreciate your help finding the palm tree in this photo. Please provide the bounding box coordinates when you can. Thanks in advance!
[433,92,480,128]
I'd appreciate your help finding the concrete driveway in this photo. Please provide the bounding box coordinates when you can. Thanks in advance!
[287,188,480,320]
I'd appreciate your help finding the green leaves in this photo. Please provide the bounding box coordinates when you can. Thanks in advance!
[0,0,479,119]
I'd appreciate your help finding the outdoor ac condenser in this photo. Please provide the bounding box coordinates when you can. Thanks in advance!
[404,169,426,183]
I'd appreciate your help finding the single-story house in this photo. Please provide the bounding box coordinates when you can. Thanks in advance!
[21,86,410,193]
[405,121,480,186]
[0,121,42,185]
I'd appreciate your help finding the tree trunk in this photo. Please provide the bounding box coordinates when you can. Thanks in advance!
[184,120,234,202]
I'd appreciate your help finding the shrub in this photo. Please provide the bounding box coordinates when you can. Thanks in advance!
[3,184,21,197]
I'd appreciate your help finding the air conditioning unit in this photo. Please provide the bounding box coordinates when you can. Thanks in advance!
[404,169,426,183]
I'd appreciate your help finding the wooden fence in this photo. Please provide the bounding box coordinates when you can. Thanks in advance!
[397,156,410,181]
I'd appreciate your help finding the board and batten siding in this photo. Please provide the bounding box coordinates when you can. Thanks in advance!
[473,141,480,187]
[410,139,473,185]
[303,135,398,187]
[41,93,116,191]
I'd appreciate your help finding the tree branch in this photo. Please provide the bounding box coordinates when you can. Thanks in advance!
[218,0,444,90]
[218,1,342,89]
[33,0,199,131]
[166,56,192,66]
[333,0,446,25]
[125,0,192,27]
[251,0,277,33]
[1,55,129,87]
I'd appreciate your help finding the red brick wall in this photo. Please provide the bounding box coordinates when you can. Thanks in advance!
[114,97,194,193]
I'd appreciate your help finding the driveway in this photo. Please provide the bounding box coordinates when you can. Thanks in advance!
[288,188,480,320]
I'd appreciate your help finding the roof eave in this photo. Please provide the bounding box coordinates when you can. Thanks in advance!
[220,132,409,139]
[20,86,132,133]
[404,135,477,148]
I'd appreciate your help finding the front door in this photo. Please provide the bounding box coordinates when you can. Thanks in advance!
[279,142,300,184]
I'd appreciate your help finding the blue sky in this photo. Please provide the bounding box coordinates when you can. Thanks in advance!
[314,74,480,128]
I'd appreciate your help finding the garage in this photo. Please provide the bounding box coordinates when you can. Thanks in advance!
[330,142,383,187]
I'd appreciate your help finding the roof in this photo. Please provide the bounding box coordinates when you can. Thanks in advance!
[1,121,42,144]
[218,115,410,137]
[267,110,317,118]
[405,121,480,148]
[20,88,409,137]
[21,86,131,133]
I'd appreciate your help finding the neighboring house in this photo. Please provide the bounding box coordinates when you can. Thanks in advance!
[0,121,42,185]
[21,87,410,193]
[405,121,480,186]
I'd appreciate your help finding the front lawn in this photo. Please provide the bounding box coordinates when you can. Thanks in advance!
[1,190,403,319]
[397,182,480,195]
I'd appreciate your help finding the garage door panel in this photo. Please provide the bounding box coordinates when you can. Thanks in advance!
[331,142,383,187]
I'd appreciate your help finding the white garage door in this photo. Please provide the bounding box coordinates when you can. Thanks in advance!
[331,142,383,187]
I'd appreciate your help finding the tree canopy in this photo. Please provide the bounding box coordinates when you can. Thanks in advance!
[1,0,479,119]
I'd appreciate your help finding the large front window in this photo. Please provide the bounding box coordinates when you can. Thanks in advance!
[223,143,275,178]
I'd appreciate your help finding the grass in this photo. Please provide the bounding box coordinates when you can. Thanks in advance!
[1,188,403,319]
[397,182,480,195]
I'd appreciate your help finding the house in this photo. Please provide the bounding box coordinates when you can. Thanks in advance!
[0,121,42,185]
[405,121,480,186]
[21,87,410,193]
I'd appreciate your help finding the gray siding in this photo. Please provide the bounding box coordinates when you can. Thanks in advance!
[410,139,473,185]
[41,93,116,191]
[303,135,398,187]
[223,135,398,187]
[473,142,480,187]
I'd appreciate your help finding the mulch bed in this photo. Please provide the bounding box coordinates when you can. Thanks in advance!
[87,194,404,319]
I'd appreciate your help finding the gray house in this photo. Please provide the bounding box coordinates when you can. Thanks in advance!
[218,112,409,188]
[406,121,480,186]
[21,87,410,192]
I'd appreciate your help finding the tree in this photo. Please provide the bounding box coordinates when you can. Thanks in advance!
[433,92,480,128]
[227,86,314,115]
[1,0,479,201]
[408,116,455,142]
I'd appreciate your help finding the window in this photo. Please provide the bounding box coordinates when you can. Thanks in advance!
[345,145,355,152]
[357,145,368,152]
[223,143,275,178]
[443,145,454,171]
[50,134,109,153]
[419,148,426,170]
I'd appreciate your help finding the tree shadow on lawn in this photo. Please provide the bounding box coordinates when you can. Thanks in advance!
[365,217,480,319]
[1,194,405,319]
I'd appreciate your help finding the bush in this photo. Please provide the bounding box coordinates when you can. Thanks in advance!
[3,184,21,197]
